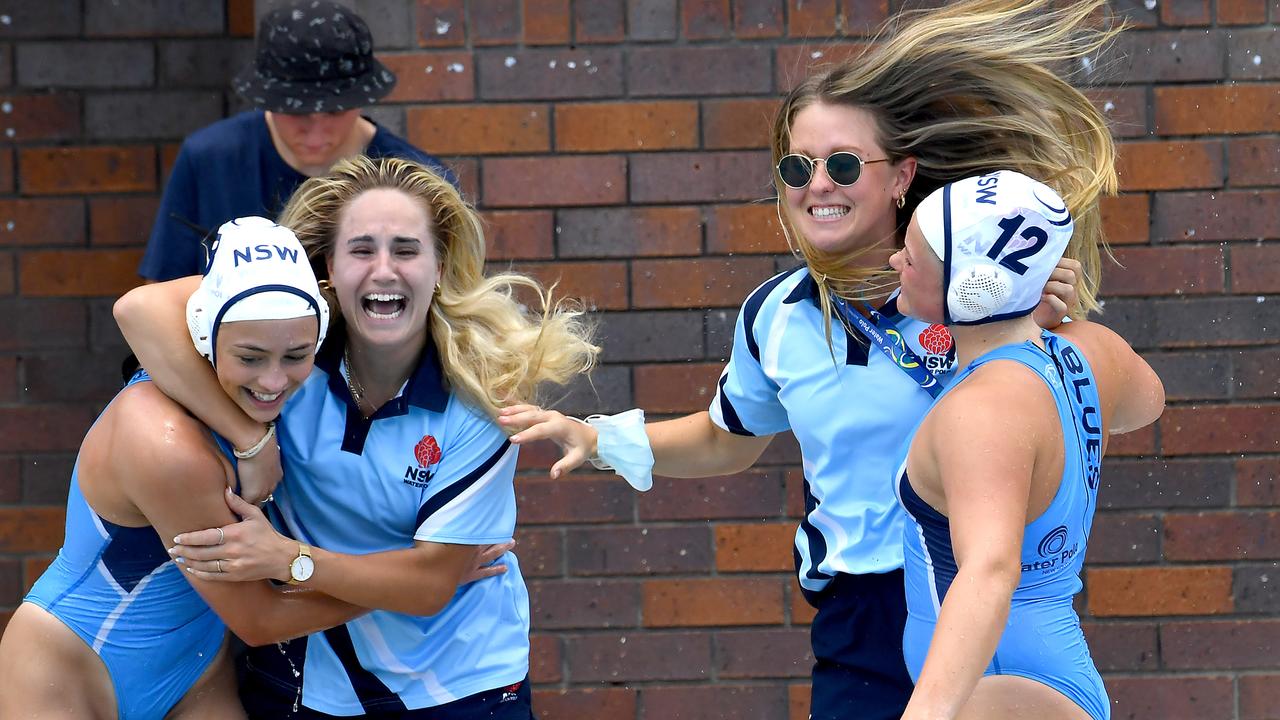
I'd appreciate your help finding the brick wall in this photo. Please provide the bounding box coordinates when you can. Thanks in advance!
[1,1,1276,718]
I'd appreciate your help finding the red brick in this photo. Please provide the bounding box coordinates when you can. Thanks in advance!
[573,0,625,43]
[0,252,12,295]
[1105,424,1156,457]
[1155,84,1280,134]
[529,579,639,629]
[1237,458,1280,506]
[516,474,634,524]
[629,47,772,97]
[702,98,777,150]
[775,42,871,91]
[566,631,712,682]
[1106,676,1234,720]
[1081,621,1159,671]
[567,526,713,576]
[1229,137,1280,187]
[632,257,780,308]
[715,523,794,572]
[682,0,731,39]
[414,0,466,47]
[20,249,144,297]
[477,49,624,101]
[1232,243,1280,294]
[1153,190,1280,242]
[227,0,254,36]
[1162,405,1279,455]
[1164,511,1280,560]
[716,629,811,678]
[480,210,554,261]
[482,156,626,207]
[1115,140,1223,191]
[0,199,86,246]
[641,685,789,719]
[633,363,723,413]
[0,558,20,605]
[19,146,155,195]
[1086,86,1149,139]
[88,196,156,247]
[470,0,520,45]
[555,101,697,153]
[380,53,474,102]
[1161,619,1280,668]
[529,633,561,683]
[1161,0,1212,25]
[1106,245,1224,296]
[631,151,771,204]
[22,555,54,592]
[787,0,836,37]
[1240,673,1280,720]
[1099,194,1150,246]
[643,578,784,626]
[557,206,702,258]
[706,202,789,254]
[638,470,786,521]
[514,527,561,578]
[789,685,809,720]
[1086,566,1232,616]
[1219,0,1269,23]
[840,0,890,35]
[0,406,96,452]
[523,0,571,45]
[733,0,785,39]
[160,142,181,185]
[0,93,80,142]
[1086,512,1161,564]
[0,147,12,193]
[0,456,19,503]
[442,156,478,201]
[407,104,548,155]
[0,507,65,552]
[516,260,627,310]
[534,688,637,719]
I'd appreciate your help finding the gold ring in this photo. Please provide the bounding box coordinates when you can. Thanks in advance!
[216,527,225,545]
[216,559,224,573]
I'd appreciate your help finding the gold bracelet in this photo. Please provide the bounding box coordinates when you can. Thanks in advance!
[233,421,277,460]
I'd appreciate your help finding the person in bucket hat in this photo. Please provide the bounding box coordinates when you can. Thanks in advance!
[138,0,454,283]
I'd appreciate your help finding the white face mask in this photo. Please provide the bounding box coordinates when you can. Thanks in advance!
[583,409,654,492]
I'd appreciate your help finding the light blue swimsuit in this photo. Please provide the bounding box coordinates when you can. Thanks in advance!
[24,370,227,720]
[897,331,1110,720]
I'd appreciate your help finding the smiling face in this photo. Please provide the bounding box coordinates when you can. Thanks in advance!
[213,316,319,423]
[782,102,913,258]
[327,187,440,354]
[889,215,947,323]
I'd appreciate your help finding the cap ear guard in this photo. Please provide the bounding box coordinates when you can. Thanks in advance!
[948,263,1014,322]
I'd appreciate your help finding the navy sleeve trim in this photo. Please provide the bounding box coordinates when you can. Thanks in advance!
[415,439,512,529]
[741,269,798,363]
[715,374,755,437]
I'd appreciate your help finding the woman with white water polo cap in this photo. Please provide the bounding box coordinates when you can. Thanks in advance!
[0,217,361,720]
[115,155,597,718]
[889,171,1163,720]
[498,2,1121,717]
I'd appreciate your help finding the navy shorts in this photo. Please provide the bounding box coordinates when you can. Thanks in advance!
[239,665,534,720]
[807,570,913,720]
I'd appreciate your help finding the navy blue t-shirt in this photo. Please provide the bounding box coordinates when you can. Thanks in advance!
[138,110,455,281]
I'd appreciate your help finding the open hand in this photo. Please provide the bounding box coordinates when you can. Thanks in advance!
[169,487,294,583]
[497,404,596,480]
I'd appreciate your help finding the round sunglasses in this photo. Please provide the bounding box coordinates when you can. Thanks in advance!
[776,151,890,189]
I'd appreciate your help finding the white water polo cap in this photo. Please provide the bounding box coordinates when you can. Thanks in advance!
[187,216,329,364]
[914,170,1074,325]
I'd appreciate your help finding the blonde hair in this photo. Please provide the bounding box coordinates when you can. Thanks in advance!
[279,155,598,416]
[772,0,1121,331]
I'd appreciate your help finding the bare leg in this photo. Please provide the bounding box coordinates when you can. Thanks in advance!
[167,638,247,719]
[0,603,117,720]
[958,675,1092,720]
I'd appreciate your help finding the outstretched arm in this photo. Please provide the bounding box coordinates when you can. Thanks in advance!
[902,377,1049,720]
[499,406,772,480]
[114,279,280,502]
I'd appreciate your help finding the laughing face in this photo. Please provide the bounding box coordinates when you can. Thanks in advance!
[213,316,319,423]
[782,102,912,258]
[327,187,440,355]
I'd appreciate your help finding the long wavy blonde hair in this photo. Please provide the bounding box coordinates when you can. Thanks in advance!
[279,155,598,417]
[773,0,1122,330]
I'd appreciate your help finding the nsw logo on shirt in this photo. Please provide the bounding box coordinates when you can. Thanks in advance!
[403,434,443,488]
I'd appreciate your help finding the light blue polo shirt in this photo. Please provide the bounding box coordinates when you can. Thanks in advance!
[265,330,529,715]
[709,267,957,596]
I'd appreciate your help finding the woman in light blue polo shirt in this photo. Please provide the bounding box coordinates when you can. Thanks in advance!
[116,156,598,718]
[499,1,1122,718]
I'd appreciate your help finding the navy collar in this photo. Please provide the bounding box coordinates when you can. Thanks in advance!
[314,326,449,415]
[782,268,902,318]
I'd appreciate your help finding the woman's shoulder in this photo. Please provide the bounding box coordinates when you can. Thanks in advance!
[101,383,227,472]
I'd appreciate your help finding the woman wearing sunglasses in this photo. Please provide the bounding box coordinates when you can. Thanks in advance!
[499,2,1120,718]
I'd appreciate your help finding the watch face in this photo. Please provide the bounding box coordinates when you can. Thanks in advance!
[291,554,315,582]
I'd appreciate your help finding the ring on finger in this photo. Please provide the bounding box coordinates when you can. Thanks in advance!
[216,527,225,545]
[216,559,224,573]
